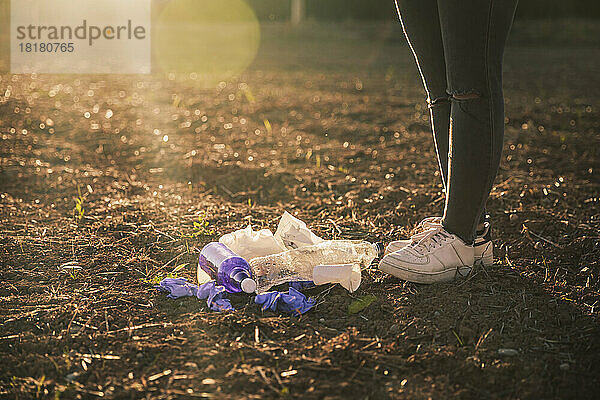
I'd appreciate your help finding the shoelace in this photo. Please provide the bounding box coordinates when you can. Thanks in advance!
[408,221,443,243]
[409,225,453,256]
[416,216,442,230]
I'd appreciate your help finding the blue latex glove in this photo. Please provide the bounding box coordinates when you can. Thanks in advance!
[289,281,315,291]
[255,287,316,316]
[155,278,234,312]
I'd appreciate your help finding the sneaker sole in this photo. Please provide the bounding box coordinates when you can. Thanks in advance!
[378,258,472,284]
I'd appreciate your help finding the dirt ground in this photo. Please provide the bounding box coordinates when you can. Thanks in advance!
[1,22,599,399]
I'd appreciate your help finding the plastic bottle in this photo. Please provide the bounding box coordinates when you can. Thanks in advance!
[249,240,383,293]
[313,263,362,292]
[198,242,257,293]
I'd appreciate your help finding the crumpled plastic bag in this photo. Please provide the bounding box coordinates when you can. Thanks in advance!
[274,211,324,250]
[197,266,213,286]
[219,225,285,260]
[255,287,316,316]
[217,211,324,261]
[155,278,234,312]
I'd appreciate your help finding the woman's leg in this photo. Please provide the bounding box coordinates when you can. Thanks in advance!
[395,0,489,227]
[394,0,450,189]
[438,0,518,243]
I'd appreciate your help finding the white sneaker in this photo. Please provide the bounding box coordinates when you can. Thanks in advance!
[385,217,494,267]
[379,225,474,284]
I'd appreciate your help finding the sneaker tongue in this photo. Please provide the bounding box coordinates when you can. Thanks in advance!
[412,227,450,253]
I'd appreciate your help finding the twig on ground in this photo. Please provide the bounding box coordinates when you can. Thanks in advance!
[161,252,186,270]
[104,309,110,332]
[65,305,80,336]
[475,328,493,352]
[528,230,562,248]
[327,218,342,236]
[107,322,172,334]
[256,367,280,394]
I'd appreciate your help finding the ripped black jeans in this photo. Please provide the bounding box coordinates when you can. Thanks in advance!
[395,0,518,243]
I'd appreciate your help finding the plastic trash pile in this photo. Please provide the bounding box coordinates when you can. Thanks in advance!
[156,211,382,316]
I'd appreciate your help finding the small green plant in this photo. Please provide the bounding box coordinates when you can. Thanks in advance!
[263,119,272,134]
[145,263,189,285]
[61,261,82,280]
[73,185,85,222]
[192,212,214,237]
[67,267,79,280]
[452,329,464,346]
[36,375,46,397]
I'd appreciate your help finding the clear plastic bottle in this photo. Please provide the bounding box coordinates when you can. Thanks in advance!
[249,240,383,293]
[198,242,257,293]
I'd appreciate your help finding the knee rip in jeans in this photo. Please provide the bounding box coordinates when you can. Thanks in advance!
[427,95,450,109]
[450,90,482,102]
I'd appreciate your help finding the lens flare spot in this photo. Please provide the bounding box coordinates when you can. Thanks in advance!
[154,0,260,88]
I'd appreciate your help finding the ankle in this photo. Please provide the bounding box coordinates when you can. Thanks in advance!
[441,220,474,246]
